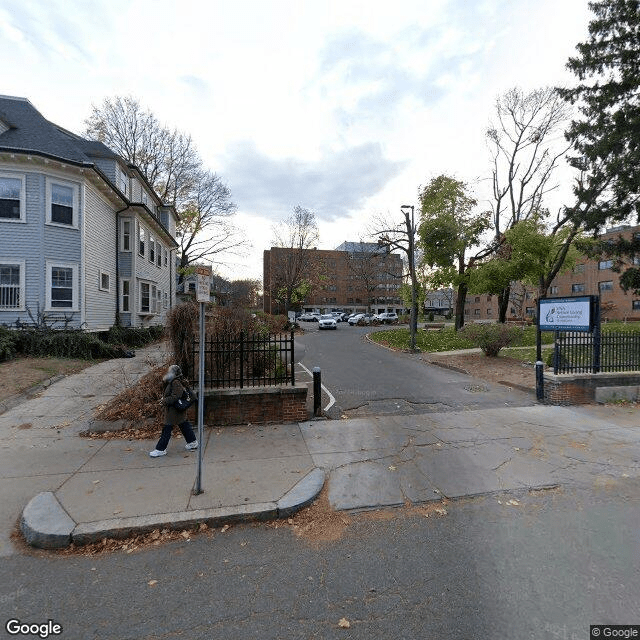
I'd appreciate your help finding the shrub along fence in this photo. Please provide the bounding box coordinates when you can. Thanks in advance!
[191,330,296,389]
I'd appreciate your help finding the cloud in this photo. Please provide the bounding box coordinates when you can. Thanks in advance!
[222,141,406,222]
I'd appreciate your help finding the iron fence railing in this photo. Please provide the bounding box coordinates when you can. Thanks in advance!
[191,331,295,389]
[553,331,640,374]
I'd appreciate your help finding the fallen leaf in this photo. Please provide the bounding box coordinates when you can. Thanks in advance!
[148,580,158,586]
[180,531,190,539]
[388,465,396,471]
[221,525,230,533]
[338,618,351,629]
[92,480,100,484]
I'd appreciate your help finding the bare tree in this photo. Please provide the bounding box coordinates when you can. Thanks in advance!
[267,206,320,314]
[485,87,572,321]
[346,243,395,314]
[84,96,244,276]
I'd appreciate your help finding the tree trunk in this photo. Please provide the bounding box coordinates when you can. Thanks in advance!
[455,282,467,331]
[497,285,510,323]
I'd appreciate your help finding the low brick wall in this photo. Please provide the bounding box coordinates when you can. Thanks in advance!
[543,371,640,405]
[199,385,308,426]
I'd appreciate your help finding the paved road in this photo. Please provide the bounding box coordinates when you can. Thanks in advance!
[3,480,638,639]
[296,323,536,418]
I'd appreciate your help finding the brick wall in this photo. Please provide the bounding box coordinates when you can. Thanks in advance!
[542,371,640,405]
[200,385,308,426]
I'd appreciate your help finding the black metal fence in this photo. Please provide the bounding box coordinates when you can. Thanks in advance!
[192,331,295,388]
[553,331,640,374]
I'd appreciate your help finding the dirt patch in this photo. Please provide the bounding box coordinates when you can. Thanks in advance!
[0,356,93,403]
[422,352,539,392]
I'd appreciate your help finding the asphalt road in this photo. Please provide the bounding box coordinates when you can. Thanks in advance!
[3,480,638,639]
[295,322,536,418]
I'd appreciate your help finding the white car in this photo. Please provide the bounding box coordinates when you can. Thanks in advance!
[376,312,399,324]
[318,314,337,330]
[348,313,365,325]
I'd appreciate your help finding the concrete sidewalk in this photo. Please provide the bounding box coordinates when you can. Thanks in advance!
[2,345,640,552]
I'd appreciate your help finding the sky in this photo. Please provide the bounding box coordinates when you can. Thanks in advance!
[1,0,593,281]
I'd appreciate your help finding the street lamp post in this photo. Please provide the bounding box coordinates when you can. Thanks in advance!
[401,204,418,352]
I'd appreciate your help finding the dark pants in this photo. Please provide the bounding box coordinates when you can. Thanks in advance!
[155,421,196,451]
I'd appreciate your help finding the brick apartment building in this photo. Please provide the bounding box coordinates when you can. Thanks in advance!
[463,225,640,322]
[263,242,404,316]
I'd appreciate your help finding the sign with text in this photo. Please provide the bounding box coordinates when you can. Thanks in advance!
[539,296,594,332]
[195,266,212,303]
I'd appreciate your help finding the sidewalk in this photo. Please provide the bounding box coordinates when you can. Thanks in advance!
[3,345,640,552]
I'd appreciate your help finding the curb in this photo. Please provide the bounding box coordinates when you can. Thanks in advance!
[20,468,326,549]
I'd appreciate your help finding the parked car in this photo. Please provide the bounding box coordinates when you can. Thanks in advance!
[318,314,338,330]
[348,313,365,325]
[299,312,320,322]
[331,312,347,322]
[376,312,399,324]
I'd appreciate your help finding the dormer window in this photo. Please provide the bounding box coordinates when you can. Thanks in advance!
[118,169,129,196]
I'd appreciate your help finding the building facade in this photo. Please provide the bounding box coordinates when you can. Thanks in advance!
[462,225,640,322]
[0,96,179,331]
[263,242,405,315]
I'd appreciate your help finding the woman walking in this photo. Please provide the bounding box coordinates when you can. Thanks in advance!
[149,364,198,457]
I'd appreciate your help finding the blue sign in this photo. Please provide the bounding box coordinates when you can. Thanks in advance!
[539,296,594,332]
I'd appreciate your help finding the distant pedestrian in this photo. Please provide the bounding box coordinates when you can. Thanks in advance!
[149,364,198,457]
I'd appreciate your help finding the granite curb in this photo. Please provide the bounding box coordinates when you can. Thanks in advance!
[21,468,326,549]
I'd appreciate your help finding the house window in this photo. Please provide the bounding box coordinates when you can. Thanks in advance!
[163,292,168,309]
[164,248,168,267]
[473,309,480,316]
[550,286,559,295]
[156,287,162,313]
[99,272,110,292]
[599,259,613,270]
[526,307,535,316]
[464,308,469,315]
[46,262,77,311]
[138,224,145,257]
[0,175,24,221]
[156,242,162,267]
[486,308,492,316]
[122,219,132,251]
[633,300,640,311]
[121,279,130,312]
[140,282,150,313]
[149,235,155,263]
[141,191,148,206]
[50,183,74,225]
[118,169,128,196]
[475,297,480,303]
[0,261,24,309]
[599,281,613,292]
[572,283,585,293]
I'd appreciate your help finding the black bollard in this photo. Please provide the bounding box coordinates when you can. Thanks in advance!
[313,366,322,416]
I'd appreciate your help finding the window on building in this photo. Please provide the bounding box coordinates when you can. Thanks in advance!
[122,219,131,251]
[49,182,74,225]
[163,291,168,309]
[572,283,585,293]
[164,248,168,267]
[526,307,535,316]
[138,224,145,257]
[149,235,155,263]
[599,259,613,270]
[475,296,480,303]
[599,281,613,292]
[47,262,77,311]
[510,307,516,315]
[156,243,162,267]
[486,308,492,316]
[473,309,480,316]
[487,295,492,301]
[464,308,469,315]
[573,264,585,274]
[118,169,128,196]
[0,262,24,309]
[121,279,130,312]
[99,272,110,292]
[550,286,559,295]
[141,191,148,206]
[0,175,24,220]
[140,282,150,313]
[633,300,640,311]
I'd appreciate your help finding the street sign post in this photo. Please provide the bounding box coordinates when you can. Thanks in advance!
[193,266,211,495]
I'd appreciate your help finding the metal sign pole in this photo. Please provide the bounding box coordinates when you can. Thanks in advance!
[194,301,205,495]
[193,264,211,496]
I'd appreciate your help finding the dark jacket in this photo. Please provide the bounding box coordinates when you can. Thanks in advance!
[162,377,189,425]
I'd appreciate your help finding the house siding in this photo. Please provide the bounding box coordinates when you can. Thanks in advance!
[91,158,116,184]
[83,185,116,330]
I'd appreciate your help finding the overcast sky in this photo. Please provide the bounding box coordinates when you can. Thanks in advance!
[1,0,592,280]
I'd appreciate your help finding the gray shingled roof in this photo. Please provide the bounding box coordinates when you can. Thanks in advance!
[0,95,116,165]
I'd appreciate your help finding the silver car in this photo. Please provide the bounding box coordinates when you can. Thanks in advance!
[318,314,338,330]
